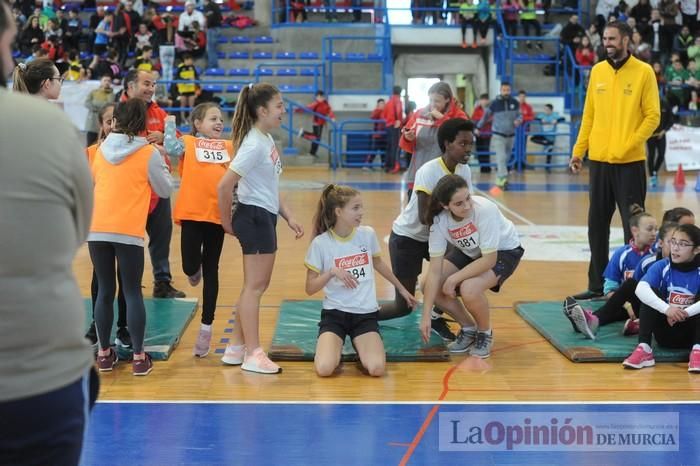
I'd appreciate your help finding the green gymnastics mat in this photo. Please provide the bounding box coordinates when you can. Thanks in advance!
[269,300,450,362]
[516,300,689,363]
[83,297,198,361]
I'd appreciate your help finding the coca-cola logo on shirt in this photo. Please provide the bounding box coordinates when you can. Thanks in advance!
[335,253,369,269]
[669,291,695,307]
[449,222,477,240]
[195,139,226,151]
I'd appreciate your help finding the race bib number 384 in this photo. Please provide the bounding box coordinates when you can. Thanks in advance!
[335,253,371,282]
[195,139,231,164]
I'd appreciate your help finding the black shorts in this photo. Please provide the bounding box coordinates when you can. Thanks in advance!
[389,231,429,279]
[318,309,380,341]
[445,246,524,292]
[232,203,278,254]
[179,91,195,97]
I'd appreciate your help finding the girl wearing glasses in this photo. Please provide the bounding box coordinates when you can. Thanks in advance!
[12,58,63,100]
[624,224,700,372]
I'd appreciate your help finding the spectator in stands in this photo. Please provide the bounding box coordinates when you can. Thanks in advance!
[560,14,586,54]
[93,10,113,56]
[19,14,42,55]
[665,57,689,105]
[383,85,403,173]
[518,0,542,50]
[687,36,700,63]
[576,35,597,66]
[88,6,105,52]
[652,61,665,85]
[673,25,693,63]
[63,9,81,51]
[586,23,602,58]
[643,9,666,63]
[203,0,222,68]
[25,43,47,62]
[65,49,85,81]
[124,0,142,36]
[366,98,386,168]
[474,0,492,47]
[630,0,651,28]
[471,93,492,173]
[631,30,652,62]
[595,0,617,33]
[533,103,560,168]
[134,44,155,71]
[476,81,521,190]
[43,17,62,46]
[458,0,476,48]
[112,3,131,65]
[614,1,629,22]
[88,48,121,82]
[176,53,198,121]
[12,58,62,99]
[679,0,697,34]
[179,0,206,33]
[299,90,335,157]
[41,35,63,61]
[134,22,152,52]
[688,59,700,88]
[501,0,519,39]
[518,90,534,123]
[659,0,680,49]
[84,74,115,145]
[324,0,338,22]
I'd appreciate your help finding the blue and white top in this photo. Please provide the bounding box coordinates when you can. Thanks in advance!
[637,258,700,317]
[603,242,650,294]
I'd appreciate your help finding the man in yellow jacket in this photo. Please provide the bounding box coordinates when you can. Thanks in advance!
[569,21,660,300]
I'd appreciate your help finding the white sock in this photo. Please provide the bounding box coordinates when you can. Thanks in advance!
[693,344,700,351]
[478,328,492,335]
[226,344,244,352]
[639,343,652,353]
[461,325,476,332]
[201,323,212,332]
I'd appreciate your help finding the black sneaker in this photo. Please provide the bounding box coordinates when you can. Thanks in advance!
[572,290,604,300]
[85,321,98,346]
[153,281,186,299]
[563,296,581,333]
[116,327,133,349]
[431,317,456,342]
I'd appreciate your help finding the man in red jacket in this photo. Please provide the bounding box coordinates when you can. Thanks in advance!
[122,69,185,299]
[299,90,335,157]
[518,90,535,123]
[382,85,403,173]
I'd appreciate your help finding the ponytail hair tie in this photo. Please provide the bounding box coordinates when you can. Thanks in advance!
[18,62,27,72]
[248,82,253,89]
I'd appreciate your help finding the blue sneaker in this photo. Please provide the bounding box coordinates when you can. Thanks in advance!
[650,174,658,188]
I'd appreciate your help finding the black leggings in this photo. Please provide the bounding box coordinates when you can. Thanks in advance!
[460,17,473,41]
[90,268,126,329]
[474,18,490,39]
[89,241,147,353]
[521,18,541,38]
[181,220,225,325]
[638,303,700,349]
[593,279,641,326]
[646,135,666,175]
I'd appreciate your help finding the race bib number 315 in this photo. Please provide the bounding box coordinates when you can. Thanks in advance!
[195,139,231,164]
[335,253,371,282]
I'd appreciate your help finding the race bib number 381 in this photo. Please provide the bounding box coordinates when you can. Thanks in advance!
[449,222,478,250]
[335,253,371,282]
[195,139,231,164]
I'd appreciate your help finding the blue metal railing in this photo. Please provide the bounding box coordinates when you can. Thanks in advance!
[321,34,392,95]
[252,61,327,94]
[334,119,387,169]
[562,45,591,115]
[283,96,339,157]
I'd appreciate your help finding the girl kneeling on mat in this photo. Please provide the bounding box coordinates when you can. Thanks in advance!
[304,185,417,377]
[623,224,700,371]
[419,175,524,358]
[165,103,231,358]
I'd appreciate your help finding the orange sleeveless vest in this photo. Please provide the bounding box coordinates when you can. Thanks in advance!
[90,144,154,239]
[86,144,98,167]
[173,135,231,225]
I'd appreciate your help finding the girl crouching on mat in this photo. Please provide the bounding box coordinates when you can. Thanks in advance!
[419,174,524,358]
[304,185,417,377]
[623,224,700,371]
[563,205,659,339]
[164,103,231,357]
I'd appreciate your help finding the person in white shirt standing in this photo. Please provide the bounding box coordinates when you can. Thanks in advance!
[379,118,474,342]
[305,185,417,377]
[217,83,304,374]
[419,174,524,358]
[178,0,206,35]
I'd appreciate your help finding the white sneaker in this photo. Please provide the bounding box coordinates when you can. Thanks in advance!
[221,344,244,365]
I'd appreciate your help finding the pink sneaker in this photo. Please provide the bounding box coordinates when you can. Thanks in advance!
[623,318,640,336]
[570,304,599,339]
[221,344,244,366]
[187,267,202,287]
[193,327,211,358]
[241,347,281,374]
[688,349,700,373]
[623,344,655,369]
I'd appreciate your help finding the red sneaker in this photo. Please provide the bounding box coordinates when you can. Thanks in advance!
[132,353,153,376]
[622,318,639,336]
[97,348,117,372]
[688,349,700,373]
[623,344,655,369]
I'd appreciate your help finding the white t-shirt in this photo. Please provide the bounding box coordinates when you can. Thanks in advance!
[230,128,282,215]
[304,226,381,314]
[392,157,473,242]
[428,196,520,259]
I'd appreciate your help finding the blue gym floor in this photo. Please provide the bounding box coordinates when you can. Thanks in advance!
[83,401,700,465]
